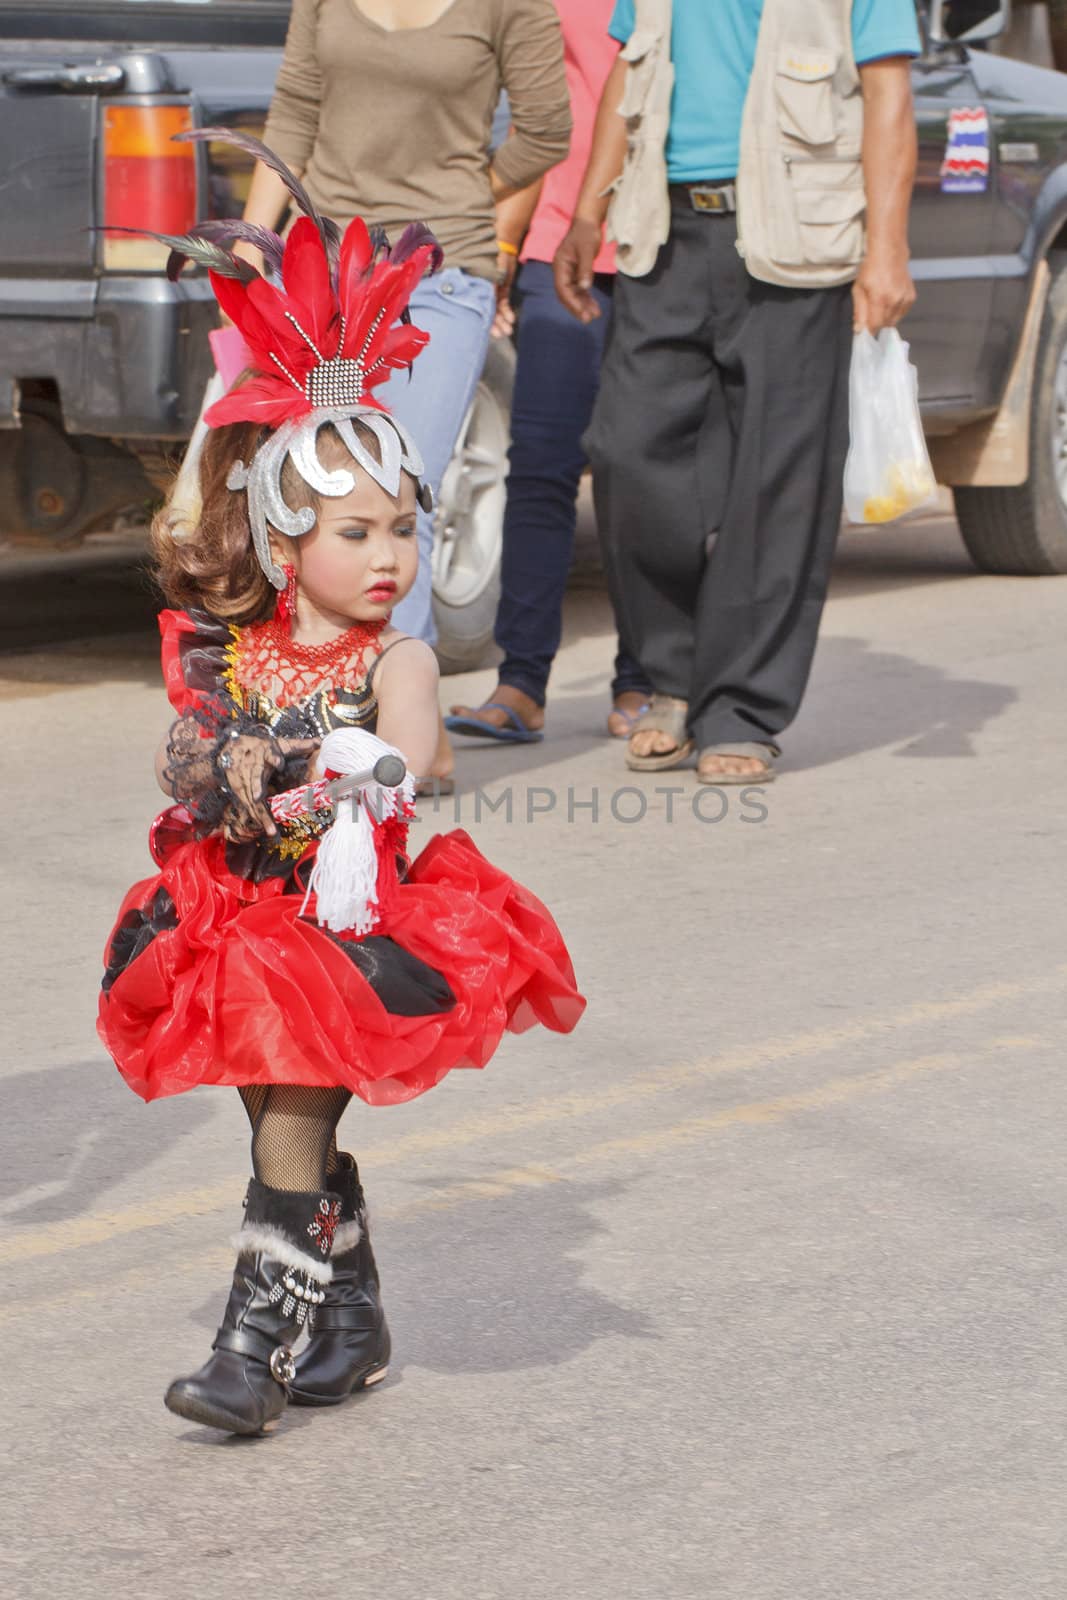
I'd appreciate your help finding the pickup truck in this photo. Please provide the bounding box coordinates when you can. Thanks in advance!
[1,0,1067,649]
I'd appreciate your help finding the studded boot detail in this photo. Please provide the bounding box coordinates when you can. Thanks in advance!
[289,1153,391,1405]
[164,1179,341,1436]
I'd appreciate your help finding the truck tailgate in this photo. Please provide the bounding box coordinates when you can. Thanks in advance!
[0,51,106,274]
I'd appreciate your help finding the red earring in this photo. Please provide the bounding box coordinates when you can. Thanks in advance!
[276,562,298,625]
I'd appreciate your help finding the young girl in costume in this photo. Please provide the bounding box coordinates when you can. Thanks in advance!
[97,133,584,1438]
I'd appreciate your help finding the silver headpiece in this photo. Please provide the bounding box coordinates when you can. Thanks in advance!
[226,407,433,590]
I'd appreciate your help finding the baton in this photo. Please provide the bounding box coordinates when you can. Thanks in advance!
[269,753,408,824]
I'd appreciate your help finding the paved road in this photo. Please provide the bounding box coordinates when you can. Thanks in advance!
[1,516,1064,1600]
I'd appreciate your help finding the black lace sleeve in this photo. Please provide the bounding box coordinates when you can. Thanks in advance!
[162,694,315,838]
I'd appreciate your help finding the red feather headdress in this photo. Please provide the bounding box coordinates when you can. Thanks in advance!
[131,129,445,586]
[142,128,443,429]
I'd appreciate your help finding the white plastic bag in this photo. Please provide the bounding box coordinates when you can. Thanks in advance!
[843,328,937,524]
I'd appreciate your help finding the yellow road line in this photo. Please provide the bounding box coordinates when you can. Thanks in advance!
[0,1049,975,1325]
[2,969,1062,1268]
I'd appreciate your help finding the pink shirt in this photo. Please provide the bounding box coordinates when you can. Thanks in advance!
[521,0,617,275]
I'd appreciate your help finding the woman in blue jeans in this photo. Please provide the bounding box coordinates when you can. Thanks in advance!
[446,0,651,744]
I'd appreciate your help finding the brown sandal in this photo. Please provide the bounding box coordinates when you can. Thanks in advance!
[625,695,695,772]
[696,743,778,785]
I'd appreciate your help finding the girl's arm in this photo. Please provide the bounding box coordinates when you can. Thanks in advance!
[489,0,572,200]
[372,639,441,779]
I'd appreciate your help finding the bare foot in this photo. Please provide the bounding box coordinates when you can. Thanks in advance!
[697,750,775,784]
[629,726,681,759]
[448,683,545,735]
[607,690,652,739]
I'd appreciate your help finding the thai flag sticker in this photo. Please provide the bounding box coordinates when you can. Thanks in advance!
[941,107,990,194]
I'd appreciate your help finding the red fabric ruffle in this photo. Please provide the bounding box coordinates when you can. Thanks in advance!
[98,829,585,1104]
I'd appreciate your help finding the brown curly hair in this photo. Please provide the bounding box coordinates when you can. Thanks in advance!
[151,417,377,627]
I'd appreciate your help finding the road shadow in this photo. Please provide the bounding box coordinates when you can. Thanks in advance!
[0,1059,212,1224]
[792,634,1017,769]
[385,1174,654,1375]
[441,631,1017,793]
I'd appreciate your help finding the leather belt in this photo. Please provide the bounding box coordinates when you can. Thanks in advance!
[671,181,737,216]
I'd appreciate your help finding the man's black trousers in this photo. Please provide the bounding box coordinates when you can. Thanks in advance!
[585,195,853,753]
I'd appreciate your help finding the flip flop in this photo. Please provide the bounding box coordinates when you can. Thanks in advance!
[607,699,651,739]
[444,703,544,744]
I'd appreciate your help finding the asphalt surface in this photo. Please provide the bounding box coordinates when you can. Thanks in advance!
[0,513,1064,1600]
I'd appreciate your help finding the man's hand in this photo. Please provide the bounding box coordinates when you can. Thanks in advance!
[553,219,603,323]
[852,248,916,334]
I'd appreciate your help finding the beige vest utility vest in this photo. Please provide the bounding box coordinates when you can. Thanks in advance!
[605,0,673,279]
[737,0,867,287]
[608,0,867,287]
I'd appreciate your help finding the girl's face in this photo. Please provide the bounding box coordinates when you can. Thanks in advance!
[282,465,419,629]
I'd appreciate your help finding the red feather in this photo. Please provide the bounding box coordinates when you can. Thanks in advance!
[205,378,311,429]
[206,214,438,429]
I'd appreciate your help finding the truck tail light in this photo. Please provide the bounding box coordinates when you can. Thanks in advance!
[102,105,197,271]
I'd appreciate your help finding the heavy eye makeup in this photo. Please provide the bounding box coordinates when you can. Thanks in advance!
[334,520,417,541]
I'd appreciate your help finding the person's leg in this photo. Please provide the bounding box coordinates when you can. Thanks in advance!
[379,268,496,645]
[289,1149,392,1406]
[247,1084,352,1191]
[584,200,722,758]
[687,222,853,771]
[165,1084,353,1435]
[495,262,613,701]
[450,263,630,734]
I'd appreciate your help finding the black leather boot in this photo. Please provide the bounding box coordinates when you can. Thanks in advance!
[165,1179,342,1435]
[289,1153,391,1406]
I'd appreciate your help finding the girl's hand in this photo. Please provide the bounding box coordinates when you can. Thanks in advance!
[215,731,319,841]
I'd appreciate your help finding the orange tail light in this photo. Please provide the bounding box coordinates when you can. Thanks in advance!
[102,105,197,271]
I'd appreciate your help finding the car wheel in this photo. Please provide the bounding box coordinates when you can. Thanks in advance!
[431,337,514,674]
[955,261,1067,574]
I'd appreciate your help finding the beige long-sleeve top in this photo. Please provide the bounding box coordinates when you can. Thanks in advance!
[263,0,572,279]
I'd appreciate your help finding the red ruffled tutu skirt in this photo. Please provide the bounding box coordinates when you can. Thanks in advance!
[98,827,585,1104]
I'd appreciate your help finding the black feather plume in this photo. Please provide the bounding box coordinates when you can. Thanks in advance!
[186,219,287,279]
[391,221,444,275]
[175,127,335,261]
[98,226,258,283]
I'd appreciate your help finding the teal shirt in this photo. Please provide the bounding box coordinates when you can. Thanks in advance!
[608,0,921,183]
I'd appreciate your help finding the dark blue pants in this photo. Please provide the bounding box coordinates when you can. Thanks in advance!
[495,261,651,707]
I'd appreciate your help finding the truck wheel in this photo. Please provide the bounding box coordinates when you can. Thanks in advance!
[431,338,514,675]
[0,401,153,544]
[955,263,1067,574]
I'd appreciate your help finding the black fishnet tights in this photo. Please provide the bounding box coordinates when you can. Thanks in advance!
[238,1085,350,1192]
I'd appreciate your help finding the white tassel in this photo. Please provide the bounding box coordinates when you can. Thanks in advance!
[304,727,415,936]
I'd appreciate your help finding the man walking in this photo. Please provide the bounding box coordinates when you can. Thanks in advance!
[555,0,921,783]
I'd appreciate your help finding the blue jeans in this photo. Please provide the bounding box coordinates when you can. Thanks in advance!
[380,268,495,643]
[495,261,651,706]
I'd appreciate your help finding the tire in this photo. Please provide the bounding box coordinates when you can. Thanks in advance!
[431,336,514,674]
[955,261,1067,575]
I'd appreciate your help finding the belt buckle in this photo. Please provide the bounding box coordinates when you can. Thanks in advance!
[690,184,734,215]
